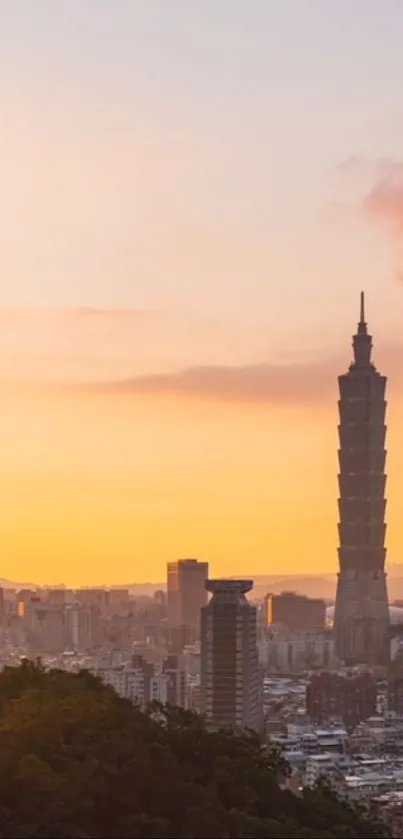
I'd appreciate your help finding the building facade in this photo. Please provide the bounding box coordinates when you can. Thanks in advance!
[388,657,403,715]
[65,603,102,650]
[96,653,188,709]
[167,559,208,644]
[26,602,66,652]
[334,293,390,665]
[307,671,377,731]
[259,629,335,673]
[265,592,326,631]
[200,579,261,732]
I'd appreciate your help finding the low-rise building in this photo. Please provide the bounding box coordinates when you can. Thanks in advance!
[307,671,376,730]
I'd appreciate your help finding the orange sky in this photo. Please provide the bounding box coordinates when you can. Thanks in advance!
[2,3,403,584]
[0,367,402,585]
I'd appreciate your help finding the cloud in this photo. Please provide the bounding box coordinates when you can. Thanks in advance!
[76,362,335,403]
[364,177,403,234]
[0,306,296,391]
[0,307,172,385]
[78,342,403,405]
[338,155,403,281]
[337,156,403,180]
[363,169,403,281]
[0,306,156,325]
[0,305,402,406]
[98,362,334,403]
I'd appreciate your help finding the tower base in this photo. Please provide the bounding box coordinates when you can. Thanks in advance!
[334,570,390,666]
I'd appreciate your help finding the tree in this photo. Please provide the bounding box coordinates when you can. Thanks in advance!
[0,663,391,838]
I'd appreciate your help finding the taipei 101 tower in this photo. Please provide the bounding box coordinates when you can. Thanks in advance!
[334,293,390,665]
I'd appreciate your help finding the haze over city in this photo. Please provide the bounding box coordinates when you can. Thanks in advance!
[2,1,403,585]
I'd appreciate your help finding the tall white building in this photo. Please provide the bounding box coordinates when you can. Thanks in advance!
[200,579,261,732]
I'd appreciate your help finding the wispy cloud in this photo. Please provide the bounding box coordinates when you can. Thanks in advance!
[0,306,156,324]
[338,155,403,281]
[90,362,333,403]
[364,172,403,281]
[337,156,403,180]
[0,306,285,386]
[0,307,170,384]
[76,341,403,405]
[1,306,401,406]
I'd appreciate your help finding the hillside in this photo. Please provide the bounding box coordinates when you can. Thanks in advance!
[0,661,390,838]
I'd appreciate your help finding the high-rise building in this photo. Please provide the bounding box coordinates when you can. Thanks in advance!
[307,670,376,730]
[163,654,188,708]
[200,579,261,732]
[259,629,335,673]
[167,559,208,643]
[265,592,326,631]
[387,657,403,715]
[26,602,66,652]
[76,588,110,609]
[46,588,73,605]
[388,673,403,715]
[65,603,102,650]
[334,293,390,665]
[126,654,155,705]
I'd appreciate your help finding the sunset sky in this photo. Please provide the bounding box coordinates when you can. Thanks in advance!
[1,1,403,585]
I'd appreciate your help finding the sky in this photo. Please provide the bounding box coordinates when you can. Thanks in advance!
[1,1,403,584]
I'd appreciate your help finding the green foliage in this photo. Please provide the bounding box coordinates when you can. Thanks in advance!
[0,662,391,838]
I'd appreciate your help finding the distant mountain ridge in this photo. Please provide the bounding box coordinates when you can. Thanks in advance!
[2,567,403,603]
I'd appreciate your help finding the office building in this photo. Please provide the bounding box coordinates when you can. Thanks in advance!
[126,655,155,705]
[108,589,131,609]
[167,558,208,643]
[265,592,326,631]
[259,629,335,673]
[76,588,110,609]
[307,671,376,731]
[200,579,261,732]
[388,657,403,715]
[96,654,188,709]
[65,603,102,650]
[163,654,188,708]
[26,602,66,652]
[334,293,390,665]
[46,588,73,605]
[168,623,194,653]
[388,674,403,716]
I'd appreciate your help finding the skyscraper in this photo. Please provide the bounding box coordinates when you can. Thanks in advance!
[200,579,261,732]
[334,293,389,665]
[167,558,208,644]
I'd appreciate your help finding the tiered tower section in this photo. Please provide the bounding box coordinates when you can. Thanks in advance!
[334,293,389,665]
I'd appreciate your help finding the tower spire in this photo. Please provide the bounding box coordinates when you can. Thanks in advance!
[360,290,365,326]
[353,290,372,365]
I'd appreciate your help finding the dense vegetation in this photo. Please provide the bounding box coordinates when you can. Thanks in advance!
[0,661,390,837]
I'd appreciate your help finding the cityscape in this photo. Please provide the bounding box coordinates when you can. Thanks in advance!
[2,2,403,837]
[0,297,400,832]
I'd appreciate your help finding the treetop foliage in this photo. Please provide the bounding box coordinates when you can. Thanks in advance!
[0,661,391,838]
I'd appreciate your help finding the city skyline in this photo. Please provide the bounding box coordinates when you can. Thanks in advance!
[1,2,403,583]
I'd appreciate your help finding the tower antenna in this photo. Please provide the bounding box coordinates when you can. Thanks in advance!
[360,290,365,324]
